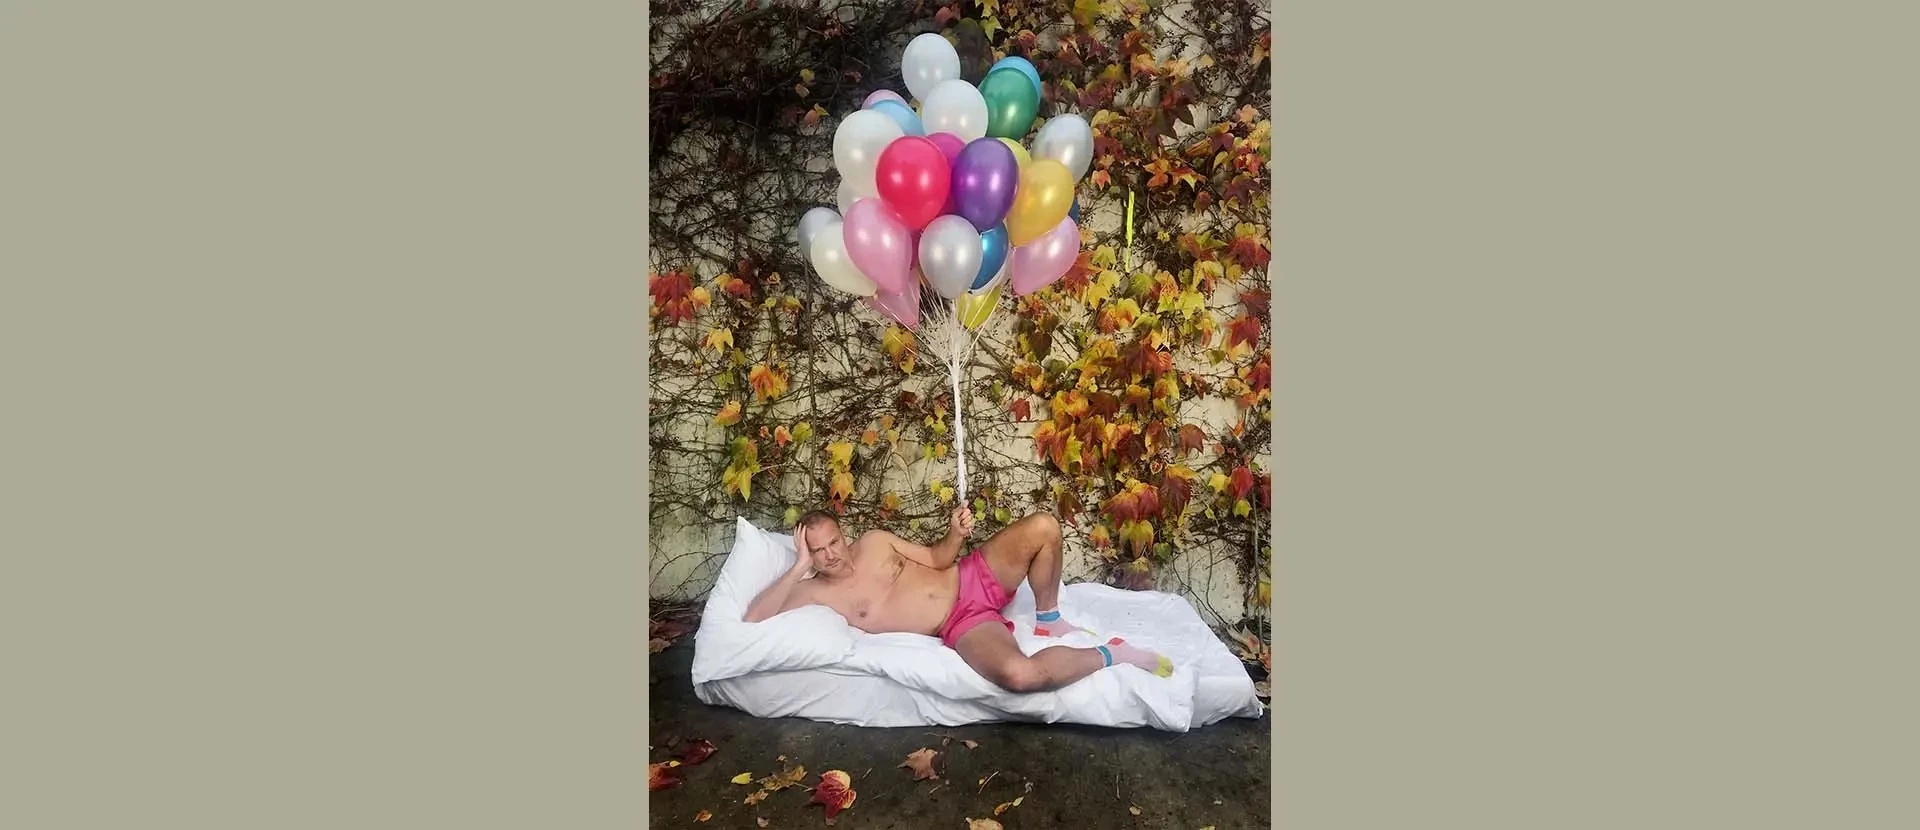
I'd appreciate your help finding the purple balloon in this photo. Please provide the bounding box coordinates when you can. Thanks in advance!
[1008,216,1081,296]
[950,139,1020,232]
[864,89,906,109]
[842,198,914,294]
[865,272,922,328]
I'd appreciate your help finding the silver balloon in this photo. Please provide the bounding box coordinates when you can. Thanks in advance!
[918,215,985,300]
[808,220,878,297]
[1031,113,1094,182]
[900,33,961,102]
[832,109,904,196]
[919,79,990,143]
[796,207,840,263]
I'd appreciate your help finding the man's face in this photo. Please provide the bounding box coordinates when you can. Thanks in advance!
[805,520,852,577]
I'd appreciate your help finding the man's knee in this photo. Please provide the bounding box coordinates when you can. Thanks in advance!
[1019,512,1061,540]
[985,658,1049,693]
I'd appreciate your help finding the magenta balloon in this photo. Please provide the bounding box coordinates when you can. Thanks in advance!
[1008,216,1081,296]
[842,198,914,294]
[865,271,922,328]
[926,132,966,163]
[863,89,905,109]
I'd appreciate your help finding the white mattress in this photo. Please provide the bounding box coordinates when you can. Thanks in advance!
[694,578,1265,731]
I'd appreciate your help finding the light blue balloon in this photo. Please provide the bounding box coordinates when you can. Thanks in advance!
[991,56,1043,99]
[974,224,1009,290]
[870,99,924,136]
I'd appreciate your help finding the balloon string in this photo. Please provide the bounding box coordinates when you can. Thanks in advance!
[1125,189,1135,271]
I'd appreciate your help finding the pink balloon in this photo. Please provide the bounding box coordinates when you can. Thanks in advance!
[926,132,966,164]
[865,270,922,328]
[864,89,906,109]
[876,136,952,231]
[842,198,914,294]
[1008,216,1082,296]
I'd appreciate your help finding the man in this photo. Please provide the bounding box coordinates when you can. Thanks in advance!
[743,506,1173,693]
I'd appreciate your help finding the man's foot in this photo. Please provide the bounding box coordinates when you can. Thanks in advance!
[1095,637,1174,677]
[1032,608,1091,638]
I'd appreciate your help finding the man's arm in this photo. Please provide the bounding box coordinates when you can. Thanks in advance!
[743,524,817,622]
[889,506,975,570]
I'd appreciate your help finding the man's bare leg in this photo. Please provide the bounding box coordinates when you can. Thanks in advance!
[953,623,1170,693]
[979,513,1089,637]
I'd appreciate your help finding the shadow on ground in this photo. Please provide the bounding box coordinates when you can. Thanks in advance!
[650,643,1269,829]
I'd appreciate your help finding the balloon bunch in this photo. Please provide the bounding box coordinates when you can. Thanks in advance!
[795,33,1095,500]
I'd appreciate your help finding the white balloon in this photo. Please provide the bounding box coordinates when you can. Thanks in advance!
[919,79,991,143]
[1031,113,1094,181]
[836,180,863,214]
[796,207,840,262]
[833,110,905,196]
[918,215,985,300]
[900,33,961,102]
[808,220,878,297]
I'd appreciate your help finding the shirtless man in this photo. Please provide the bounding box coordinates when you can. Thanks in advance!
[742,506,1173,693]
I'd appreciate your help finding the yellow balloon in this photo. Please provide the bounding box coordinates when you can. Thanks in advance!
[1004,159,1074,246]
[958,281,1002,330]
[997,138,1030,169]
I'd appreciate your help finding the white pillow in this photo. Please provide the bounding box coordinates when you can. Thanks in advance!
[689,517,858,685]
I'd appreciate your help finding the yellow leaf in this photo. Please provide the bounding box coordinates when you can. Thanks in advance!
[702,328,734,352]
[731,772,753,785]
[690,286,712,309]
[937,484,955,504]
[792,421,813,443]
[827,441,854,470]
[798,68,815,83]
[713,400,742,426]
[1209,472,1230,492]
[830,471,855,501]
[748,363,789,401]
[981,15,1002,40]
[881,492,902,513]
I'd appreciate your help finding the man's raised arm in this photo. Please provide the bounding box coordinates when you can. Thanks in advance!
[743,525,816,622]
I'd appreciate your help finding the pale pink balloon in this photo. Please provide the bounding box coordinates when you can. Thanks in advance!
[864,270,923,328]
[864,89,906,109]
[842,198,914,294]
[1008,216,1082,296]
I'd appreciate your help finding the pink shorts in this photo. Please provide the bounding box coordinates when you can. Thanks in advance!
[938,550,1014,649]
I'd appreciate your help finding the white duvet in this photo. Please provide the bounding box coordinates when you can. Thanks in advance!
[689,518,1264,731]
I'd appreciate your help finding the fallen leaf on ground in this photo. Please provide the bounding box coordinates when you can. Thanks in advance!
[965,819,1003,830]
[649,638,670,653]
[694,810,712,822]
[809,770,857,821]
[730,772,753,785]
[900,748,941,781]
[992,796,1024,815]
[1129,805,1142,816]
[743,790,768,806]
[757,763,806,791]
[648,762,684,791]
[961,739,979,750]
[677,739,717,765]
[756,820,769,828]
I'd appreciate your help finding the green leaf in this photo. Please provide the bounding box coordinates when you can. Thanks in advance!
[994,507,1012,525]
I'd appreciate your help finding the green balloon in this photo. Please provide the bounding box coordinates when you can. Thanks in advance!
[980,67,1039,139]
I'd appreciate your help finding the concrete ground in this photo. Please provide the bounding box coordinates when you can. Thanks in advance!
[649,643,1269,829]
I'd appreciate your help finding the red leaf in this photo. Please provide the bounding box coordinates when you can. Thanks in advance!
[1240,289,1270,318]
[810,770,858,820]
[1160,475,1192,518]
[1134,486,1161,518]
[677,738,717,765]
[1227,315,1262,349]
[649,762,684,791]
[1230,466,1255,501]
[1010,398,1031,421]
[1057,488,1084,524]
[1178,424,1207,456]
[1106,491,1138,524]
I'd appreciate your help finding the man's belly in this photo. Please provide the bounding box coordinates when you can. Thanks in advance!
[866,568,960,637]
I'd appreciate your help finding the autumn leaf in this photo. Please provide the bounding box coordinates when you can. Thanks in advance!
[694,810,712,823]
[966,820,1004,830]
[900,747,941,781]
[1231,465,1255,501]
[748,363,789,401]
[827,441,854,470]
[993,796,1025,815]
[714,400,742,427]
[1177,424,1207,457]
[1089,524,1112,549]
[1010,398,1031,421]
[648,761,684,791]
[676,738,717,765]
[730,771,753,785]
[702,328,734,353]
[1227,315,1262,349]
[803,104,827,127]
[720,438,760,502]
[830,471,855,501]
[1129,805,1142,815]
[809,770,857,821]
[649,637,669,653]
[756,820,769,828]
[791,421,813,443]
